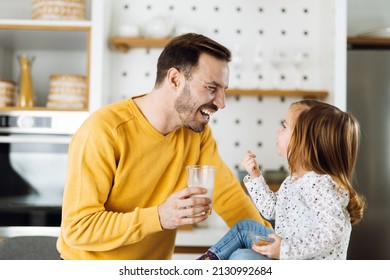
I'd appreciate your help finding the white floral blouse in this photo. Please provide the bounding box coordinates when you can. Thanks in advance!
[244,171,351,260]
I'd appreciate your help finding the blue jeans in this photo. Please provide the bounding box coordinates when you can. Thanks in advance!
[209,219,274,260]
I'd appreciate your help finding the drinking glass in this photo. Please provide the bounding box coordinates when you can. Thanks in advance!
[186,165,215,215]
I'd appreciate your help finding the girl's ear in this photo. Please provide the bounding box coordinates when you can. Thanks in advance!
[166,67,181,90]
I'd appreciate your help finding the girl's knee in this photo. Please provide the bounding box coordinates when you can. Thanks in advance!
[235,218,259,229]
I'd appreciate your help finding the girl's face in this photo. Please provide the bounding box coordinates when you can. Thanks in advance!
[276,107,296,158]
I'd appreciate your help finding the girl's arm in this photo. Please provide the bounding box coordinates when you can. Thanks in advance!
[244,175,278,220]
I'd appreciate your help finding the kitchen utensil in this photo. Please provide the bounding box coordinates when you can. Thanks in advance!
[117,24,140,37]
[142,16,175,38]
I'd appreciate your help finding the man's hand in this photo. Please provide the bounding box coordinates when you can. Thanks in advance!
[158,187,212,229]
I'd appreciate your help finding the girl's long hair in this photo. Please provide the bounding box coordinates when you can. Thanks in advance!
[287,100,366,225]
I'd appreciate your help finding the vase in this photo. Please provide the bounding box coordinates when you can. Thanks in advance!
[17,54,35,108]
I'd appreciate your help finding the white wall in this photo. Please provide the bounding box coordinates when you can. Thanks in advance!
[109,0,346,228]
[109,0,344,178]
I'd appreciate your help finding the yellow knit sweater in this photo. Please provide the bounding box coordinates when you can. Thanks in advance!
[57,97,271,259]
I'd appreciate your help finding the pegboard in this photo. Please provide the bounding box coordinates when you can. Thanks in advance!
[109,0,342,177]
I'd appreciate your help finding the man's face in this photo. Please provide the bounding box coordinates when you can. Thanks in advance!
[174,53,229,132]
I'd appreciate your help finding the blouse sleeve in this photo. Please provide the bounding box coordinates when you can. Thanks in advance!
[244,175,278,220]
[280,175,350,259]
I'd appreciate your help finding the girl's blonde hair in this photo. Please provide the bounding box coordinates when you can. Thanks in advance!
[287,99,366,225]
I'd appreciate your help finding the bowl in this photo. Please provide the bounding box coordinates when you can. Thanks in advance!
[142,16,175,38]
[246,232,274,246]
[117,24,140,37]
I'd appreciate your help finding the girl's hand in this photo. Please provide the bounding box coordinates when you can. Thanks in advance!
[242,150,261,178]
[251,233,281,260]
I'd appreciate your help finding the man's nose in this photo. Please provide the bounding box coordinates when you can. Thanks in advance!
[214,89,226,109]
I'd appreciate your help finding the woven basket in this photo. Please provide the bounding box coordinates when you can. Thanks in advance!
[0,79,16,107]
[32,0,86,20]
[46,74,87,109]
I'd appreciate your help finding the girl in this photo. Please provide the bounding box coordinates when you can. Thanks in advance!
[197,99,366,260]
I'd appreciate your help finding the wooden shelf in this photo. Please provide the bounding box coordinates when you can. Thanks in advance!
[0,19,91,30]
[347,36,390,50]
[110,37,172,52]
[226,88,328,98]
[0,106,88,112]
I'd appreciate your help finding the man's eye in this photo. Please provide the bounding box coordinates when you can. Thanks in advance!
[207,86,216,92]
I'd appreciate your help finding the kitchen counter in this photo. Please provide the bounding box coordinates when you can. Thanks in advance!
[176,225,228,247]
[0,224,229,253]
[0,226,60,241]
[0,225,228,245]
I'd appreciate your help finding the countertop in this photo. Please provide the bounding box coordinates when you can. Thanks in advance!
[0,225,228,260]
[176,225,228,247]
[0,225,228,247]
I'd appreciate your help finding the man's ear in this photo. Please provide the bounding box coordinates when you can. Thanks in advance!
[167,67,181,90]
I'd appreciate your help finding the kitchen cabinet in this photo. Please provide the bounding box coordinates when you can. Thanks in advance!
[0,21,91,136]
[0,0,112,226]
[0,21,91,111]
[0,0,111,138]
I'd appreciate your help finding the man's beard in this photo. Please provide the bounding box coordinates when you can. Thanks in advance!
[174,83,205,133]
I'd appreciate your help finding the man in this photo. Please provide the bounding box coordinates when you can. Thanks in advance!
[57,33,271,259]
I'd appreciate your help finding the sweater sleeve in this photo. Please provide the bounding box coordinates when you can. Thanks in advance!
[60,113,163,251]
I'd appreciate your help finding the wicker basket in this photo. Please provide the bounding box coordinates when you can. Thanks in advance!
[32,0,86,20]
[46,74,87,109]
[0,79,16,107]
